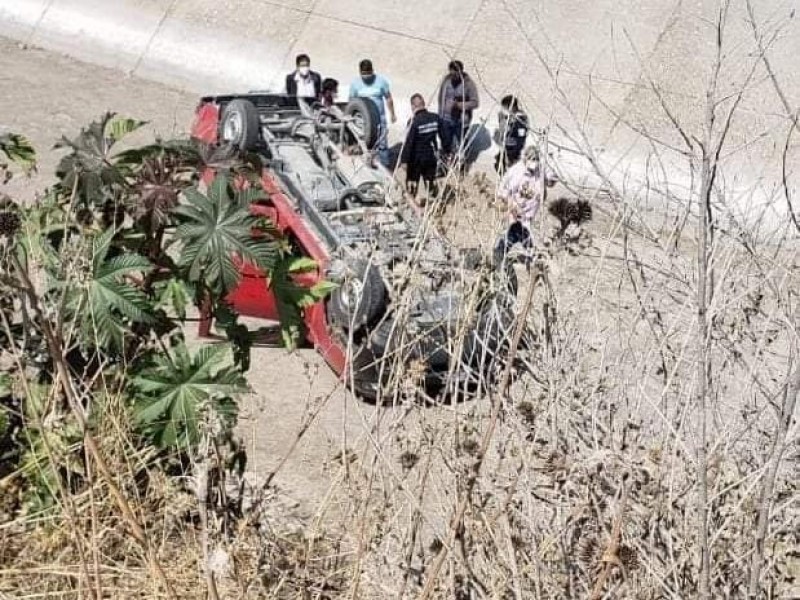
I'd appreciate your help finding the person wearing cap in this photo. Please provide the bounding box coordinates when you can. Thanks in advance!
[494,145,558,264]
[285,54,322,100]
[349,58,396,167]
[399,93,451,199]
[436,60,480,156]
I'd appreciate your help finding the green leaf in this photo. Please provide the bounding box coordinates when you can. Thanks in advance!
[131,342,247,450]
[106,117,148,142]
[309,280,338,299]
[0,373,11,397]
[268,254,335,349]
[156,278,190,321]
[173,174,276,297]
[288,256,318,273]
[0,133,37,172]
[55,113,123,206]
[64,227,155,352]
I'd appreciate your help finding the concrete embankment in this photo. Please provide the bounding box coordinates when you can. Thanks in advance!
[1,0,797,225]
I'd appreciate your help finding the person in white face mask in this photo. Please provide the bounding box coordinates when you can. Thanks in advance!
[285,54,322,101]
[494,145,558,266]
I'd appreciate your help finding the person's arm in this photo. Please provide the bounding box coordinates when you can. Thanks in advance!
[348,80,357,100]
[462,78,480,111]
[438,116,451,155]
[400,118,416,166]
[545,164,559,187]
[498,170,514,202]
[313,72,322,99]
[385,92,397,124]
[285,73,294,95]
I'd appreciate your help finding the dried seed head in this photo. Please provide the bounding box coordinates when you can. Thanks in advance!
[75,207,94,227]
[461,437,479,456]
[399,451,419,471]
[577,535,600,569]
[619,545,638,570]
[0,211,21,237]
[516,400,536,425]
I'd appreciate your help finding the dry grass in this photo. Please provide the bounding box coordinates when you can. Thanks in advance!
[2,165,798,598]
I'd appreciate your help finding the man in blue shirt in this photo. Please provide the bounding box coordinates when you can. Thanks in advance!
[349,59,396,167]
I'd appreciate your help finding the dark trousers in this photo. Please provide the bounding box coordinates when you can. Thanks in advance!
[494,147,522,175]
[494,221,532,265]
[407,161,438,195]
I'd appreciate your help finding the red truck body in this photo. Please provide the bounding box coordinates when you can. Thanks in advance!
[191,102,348,378]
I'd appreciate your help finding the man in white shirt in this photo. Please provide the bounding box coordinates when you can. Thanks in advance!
[285,54,321,101]
[494,146,557,264]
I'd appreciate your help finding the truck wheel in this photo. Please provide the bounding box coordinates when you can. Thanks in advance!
[349,319,397,402]
[327,259,386,333]
[220,99,260,151]
[462,299,516,386]
[344,98,381,149]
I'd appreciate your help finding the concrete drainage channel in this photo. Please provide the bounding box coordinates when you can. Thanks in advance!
[0,0,288,94]
[0,0,600,184]
[0,0,795,228]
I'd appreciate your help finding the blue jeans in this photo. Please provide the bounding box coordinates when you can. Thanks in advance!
[376,117,390,167]
[442,116,469,155]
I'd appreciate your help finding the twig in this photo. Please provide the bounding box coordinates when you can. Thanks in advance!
[589,478,628,600]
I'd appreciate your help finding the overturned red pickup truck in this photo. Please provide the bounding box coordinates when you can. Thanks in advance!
[191,93,516,401]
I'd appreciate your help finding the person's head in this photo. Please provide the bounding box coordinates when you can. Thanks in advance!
[410,93,426,113]
[359,59,376,85]
[523,146,540,172]
[295,53,311,76]
[448,60,465,84]
[500,94,520,113]
[322,78,338,95]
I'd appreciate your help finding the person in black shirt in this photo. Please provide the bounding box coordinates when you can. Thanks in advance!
[400,94,451,198]
[494,94,530,175]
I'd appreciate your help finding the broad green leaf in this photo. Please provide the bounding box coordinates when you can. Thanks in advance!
[269,254,335,348]
[310,280,338,299]
[106,117,148,142]
[288,257,318,273]
[156,278,190,320]
[65,227,155,351]
[131,342,247,450]
[173,174,276,297]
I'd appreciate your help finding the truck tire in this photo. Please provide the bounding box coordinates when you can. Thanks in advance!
[344,98,381,149]
[327,259,386,333]
[462,298,516,386]
[349,319,397,402]
[219,99,260,151]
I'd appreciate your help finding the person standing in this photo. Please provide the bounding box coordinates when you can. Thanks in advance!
[437,60,480,156]
[349,59,396,167]
[494,146,557,265]
[494,94,530,175]
[285,54,321,101]
[400,94,450,198]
